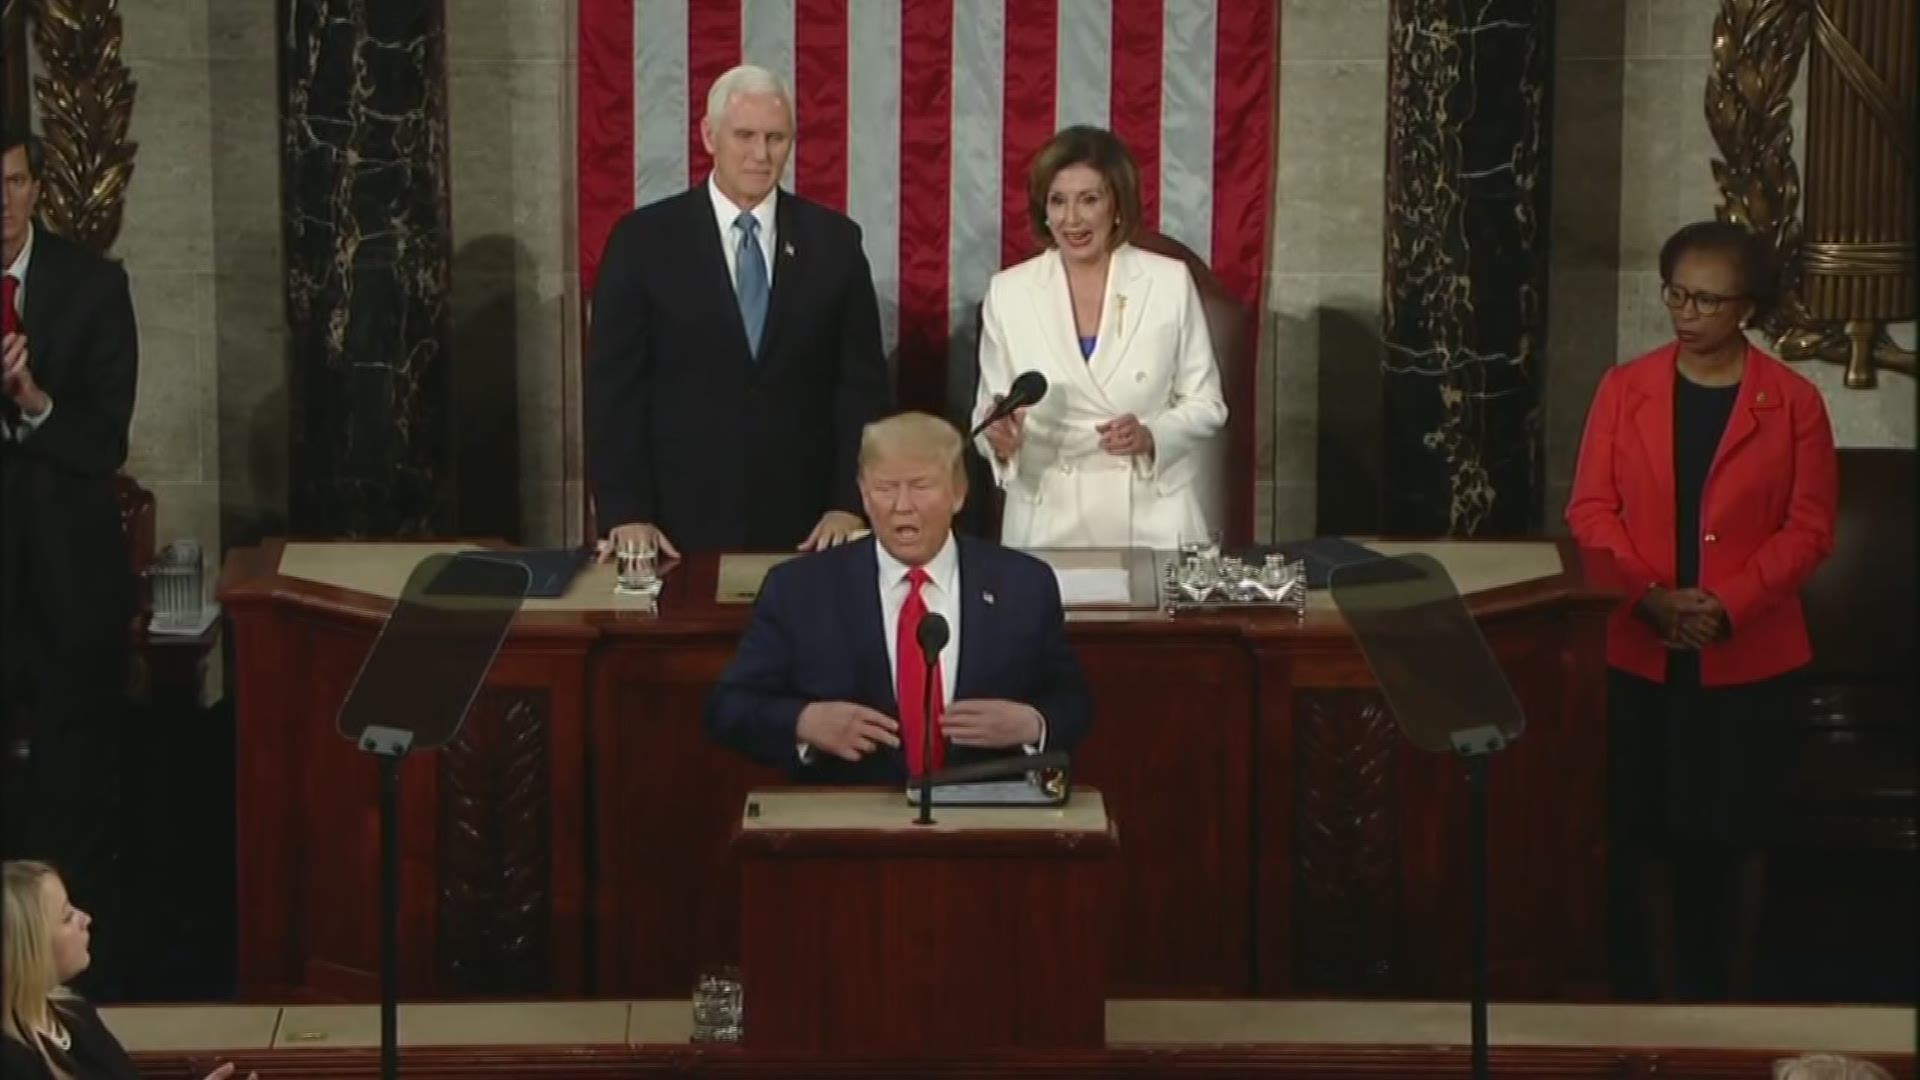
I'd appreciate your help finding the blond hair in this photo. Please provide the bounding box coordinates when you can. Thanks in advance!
[3,861,77,1078]
[859,412,968,490]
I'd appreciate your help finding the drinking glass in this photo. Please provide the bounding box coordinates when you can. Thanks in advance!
[152,539,204,629]
[690,964,743,1043]
[614,532,659,595]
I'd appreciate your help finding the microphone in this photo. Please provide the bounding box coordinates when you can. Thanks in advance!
[968,371,1048,440]
[913,612,949,825]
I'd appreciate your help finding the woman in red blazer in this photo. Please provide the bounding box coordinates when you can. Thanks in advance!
[1567,221,1837,1001]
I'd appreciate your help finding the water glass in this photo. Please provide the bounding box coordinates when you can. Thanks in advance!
[614,533,659,595]
[152,539,204,628]
[690,965,743,1043]
[1179,529,1221,565]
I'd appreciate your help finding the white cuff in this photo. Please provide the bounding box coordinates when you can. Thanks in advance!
[1021,709,1047,754]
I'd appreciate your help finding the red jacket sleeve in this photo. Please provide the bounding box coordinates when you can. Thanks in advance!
[1712,383,1838,630]
[1565,366,1662,603]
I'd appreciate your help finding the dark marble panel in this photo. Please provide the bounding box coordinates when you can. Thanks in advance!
[282,0,453,537]
[1381,0,1553,536]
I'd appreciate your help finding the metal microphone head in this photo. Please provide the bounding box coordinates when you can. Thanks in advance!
[1007,370,1048,408]
[916,612,950,655]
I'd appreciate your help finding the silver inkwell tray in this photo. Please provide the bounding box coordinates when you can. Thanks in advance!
[1162,542,1307,616]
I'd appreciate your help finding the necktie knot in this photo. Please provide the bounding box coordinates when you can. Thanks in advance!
[734,211,759,237]
[905,566,930,590]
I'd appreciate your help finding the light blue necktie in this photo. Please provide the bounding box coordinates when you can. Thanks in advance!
[734,211,769,358]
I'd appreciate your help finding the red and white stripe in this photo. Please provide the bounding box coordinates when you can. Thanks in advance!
[578,0,1276,413]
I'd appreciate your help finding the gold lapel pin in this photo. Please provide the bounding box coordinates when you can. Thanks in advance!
[983,590,995,605]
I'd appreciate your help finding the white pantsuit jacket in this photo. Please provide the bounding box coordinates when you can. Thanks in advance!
[972,243,1228,549]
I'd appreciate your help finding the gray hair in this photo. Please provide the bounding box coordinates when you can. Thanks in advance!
[704,64,791,128]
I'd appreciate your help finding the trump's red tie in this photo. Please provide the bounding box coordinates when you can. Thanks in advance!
[896,567,944,777]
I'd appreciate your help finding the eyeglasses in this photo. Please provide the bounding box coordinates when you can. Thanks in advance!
[1660,283,1744,316]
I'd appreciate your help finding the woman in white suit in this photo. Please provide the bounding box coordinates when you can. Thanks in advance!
[973,126,1228,550]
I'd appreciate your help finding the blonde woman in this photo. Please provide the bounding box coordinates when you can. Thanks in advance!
[2,861,253,1079]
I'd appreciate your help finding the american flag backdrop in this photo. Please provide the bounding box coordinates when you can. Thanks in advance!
[577,0,1277,414]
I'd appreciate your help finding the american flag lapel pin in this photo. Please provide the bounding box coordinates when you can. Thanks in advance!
[983,590,995,606]
[784,241,795,257]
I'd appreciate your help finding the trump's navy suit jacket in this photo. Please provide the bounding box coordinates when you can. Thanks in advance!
[704,534,1093,784]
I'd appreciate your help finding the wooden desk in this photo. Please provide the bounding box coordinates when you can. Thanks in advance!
[108,999,1919,1078]
[219,539,1613,1002]
[734,788,1118,1053]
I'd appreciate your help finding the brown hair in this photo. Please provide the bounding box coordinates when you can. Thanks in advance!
[1025,126,1142,251]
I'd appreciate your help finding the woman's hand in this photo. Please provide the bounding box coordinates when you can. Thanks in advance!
[1096,414,1154,458]
[1667,588,1728,648]
[1637,586,1726,648]
[984,397,1027,463]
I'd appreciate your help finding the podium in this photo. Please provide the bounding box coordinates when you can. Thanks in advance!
[731,787,1119,1055]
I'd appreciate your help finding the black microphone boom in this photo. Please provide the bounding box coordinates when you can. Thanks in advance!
[914,612,949,825]
[968,371,1048,440]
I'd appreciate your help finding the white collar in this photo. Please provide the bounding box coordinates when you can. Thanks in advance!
[707,175,777,238]
[875,531,960,595]
[6,220,33,281]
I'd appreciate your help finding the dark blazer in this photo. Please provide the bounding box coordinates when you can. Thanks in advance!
[585,185,890,551]
[0,998,143,1080]
[1,224,138,692]
[1566,342,1837,686]
[706,534,1094,784]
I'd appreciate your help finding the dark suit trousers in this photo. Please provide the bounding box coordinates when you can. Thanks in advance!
[1,499,129,998]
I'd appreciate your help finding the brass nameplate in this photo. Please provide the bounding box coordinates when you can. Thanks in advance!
[716,553,802,603]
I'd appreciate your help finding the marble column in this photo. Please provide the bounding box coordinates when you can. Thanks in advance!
[282,0,453,537]
[1381,1,1553,536]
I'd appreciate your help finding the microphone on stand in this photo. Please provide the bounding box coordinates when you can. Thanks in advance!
[968,371,1048,441]
[913,612,949,826]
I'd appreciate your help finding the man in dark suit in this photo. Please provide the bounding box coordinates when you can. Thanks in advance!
[707,412,1092,783]
[1,128,139,995]
[586,63,890,557]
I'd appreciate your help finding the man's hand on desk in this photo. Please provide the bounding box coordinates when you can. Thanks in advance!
[796,701,900,761]
[596,522,680,561]
[944,699,1043,749]
[798,510,866,551]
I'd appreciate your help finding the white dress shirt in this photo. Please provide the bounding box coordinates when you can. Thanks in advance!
[4,221,51,436]
[707,176,777,294]
[7,220,33,313]
[875,532,960,709]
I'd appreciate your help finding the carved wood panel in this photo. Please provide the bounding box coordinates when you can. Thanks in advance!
[1292,689,1401,994]
[437,688,551,994]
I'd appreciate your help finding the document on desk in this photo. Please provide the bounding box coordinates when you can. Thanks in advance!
[1052,566,1134,605]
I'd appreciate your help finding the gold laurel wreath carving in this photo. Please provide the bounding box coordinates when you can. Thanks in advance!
[1707,0,1914,383]
[23,0,138,253]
